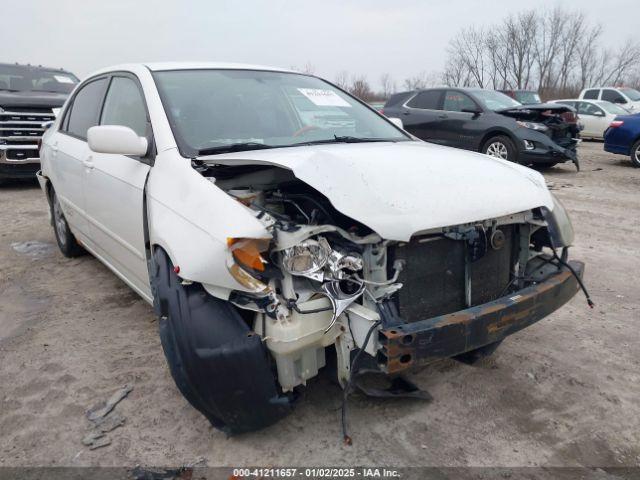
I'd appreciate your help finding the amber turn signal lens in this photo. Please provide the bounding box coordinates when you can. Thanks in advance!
[227,238,268,272]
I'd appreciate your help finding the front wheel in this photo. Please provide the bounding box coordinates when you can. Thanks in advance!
[482,136,517,162]
[150,247,292,435]
[530,161,558,170]
[630,140,640,168]
[50,189,85,257]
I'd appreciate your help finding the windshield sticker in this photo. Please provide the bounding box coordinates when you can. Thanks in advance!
[54,75,75,84]
[297,88,351,107]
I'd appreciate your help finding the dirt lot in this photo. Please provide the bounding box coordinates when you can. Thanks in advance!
[0,142,639,469]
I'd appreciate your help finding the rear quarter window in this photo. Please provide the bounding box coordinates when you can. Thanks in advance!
[64,78,108,140]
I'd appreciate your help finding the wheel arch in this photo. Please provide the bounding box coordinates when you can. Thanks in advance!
[479,129,519,152]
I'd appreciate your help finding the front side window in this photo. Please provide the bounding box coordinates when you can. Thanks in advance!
[472,90,521,111]
[0,64,78,94]
[583,89,599,100]
[406,90,442,110]
[65,78,108,140]
[443,91,477,112]
[602,89,626,103]
[153,69,409,157]
[597,101,629,115]
[101,77,148,137]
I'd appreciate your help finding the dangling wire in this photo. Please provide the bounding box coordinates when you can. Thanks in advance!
[341,319,381,446]
[552,249,594,308]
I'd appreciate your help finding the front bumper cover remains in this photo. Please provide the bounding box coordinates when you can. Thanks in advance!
[379,261,584,373]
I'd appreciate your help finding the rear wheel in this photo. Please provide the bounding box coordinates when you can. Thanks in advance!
[150,247,292,435]
[482,136,517,162]
[50,189,85,257]
[631,140,640,168]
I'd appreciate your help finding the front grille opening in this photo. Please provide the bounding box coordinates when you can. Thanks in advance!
[388,225,517,322]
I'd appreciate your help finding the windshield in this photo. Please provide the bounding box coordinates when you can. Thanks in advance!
[473,90,522,111]
[620,88,640,102]
[0,65,78,93]
[152,69,409,156]
[597,101,629,115]
[514,91,541,104]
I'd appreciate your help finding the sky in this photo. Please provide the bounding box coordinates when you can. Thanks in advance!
[3,0,638,89]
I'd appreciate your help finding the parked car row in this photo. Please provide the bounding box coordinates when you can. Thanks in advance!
[33,62,586,435]
[379,85,640,168]
[382,88,581,169]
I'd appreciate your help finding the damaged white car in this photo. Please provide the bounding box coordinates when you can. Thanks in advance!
[37,63,588,437]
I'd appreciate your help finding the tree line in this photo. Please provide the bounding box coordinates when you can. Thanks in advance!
[294,8,640,102]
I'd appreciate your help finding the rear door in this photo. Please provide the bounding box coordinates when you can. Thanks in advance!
[438,90,483,150]
[83,74,153,298]
[399,90,444,142]
[50,77,109,240]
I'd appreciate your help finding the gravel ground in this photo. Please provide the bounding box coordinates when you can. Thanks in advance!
[0,142,638,470]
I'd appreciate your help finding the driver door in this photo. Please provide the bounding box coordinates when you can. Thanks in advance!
[83,74,153,299]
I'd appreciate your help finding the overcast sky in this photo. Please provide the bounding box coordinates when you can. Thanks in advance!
[3,0,637,88]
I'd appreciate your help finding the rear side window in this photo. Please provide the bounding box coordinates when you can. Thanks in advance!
[583,89,599,100]
[602,89,626,104]
[407,90,442,110]
[100,77,148,137]
[443,90,477,112]
[65,78,108,140]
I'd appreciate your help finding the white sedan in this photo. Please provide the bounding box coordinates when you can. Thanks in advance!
[37,63,584,436]
[551,99,629,140]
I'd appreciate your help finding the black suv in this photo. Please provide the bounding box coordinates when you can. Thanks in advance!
[0,63,79,181]
[383,88,580,169]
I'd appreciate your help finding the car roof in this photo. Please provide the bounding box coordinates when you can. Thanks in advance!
[90,62,296,76]
[0,62,76,75]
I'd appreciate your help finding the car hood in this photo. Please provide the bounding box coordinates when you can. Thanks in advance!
[203,141,554,241]
[496,102,574,120]
[0,90,69,109]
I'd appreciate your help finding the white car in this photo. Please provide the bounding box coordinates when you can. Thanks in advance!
[37,63,585,436]
[551,99,630,140]
[579,87,640,113]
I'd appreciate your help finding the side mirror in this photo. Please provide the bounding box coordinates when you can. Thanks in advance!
[388,117,404,129]
[461,108,481,115]
[88,125,148,156]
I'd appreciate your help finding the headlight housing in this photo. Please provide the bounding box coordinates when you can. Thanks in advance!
[541,195,574,248]
[516,120,549,133]
[282,237,330,278]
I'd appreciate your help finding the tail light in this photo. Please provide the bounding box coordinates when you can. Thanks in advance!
[610,120,624,128]
[380,109,385,115]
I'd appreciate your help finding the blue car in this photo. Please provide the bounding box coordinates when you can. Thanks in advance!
[604,113,640,167]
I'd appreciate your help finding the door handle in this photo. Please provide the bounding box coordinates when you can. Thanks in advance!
[83,157,94,170]
[402,111,410,116]
[438,114,448,119]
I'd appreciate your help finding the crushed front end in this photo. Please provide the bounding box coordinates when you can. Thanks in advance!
[199,162,584,391]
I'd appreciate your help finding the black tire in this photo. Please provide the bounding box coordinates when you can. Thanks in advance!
[453,340,503,365]
[149,247,292,435]
[630,140,640,168]
[482,135,517,162]
[530,161,558,170]
[50,188,85,257]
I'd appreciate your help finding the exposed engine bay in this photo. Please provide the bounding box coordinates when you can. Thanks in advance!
[194,160,579,394]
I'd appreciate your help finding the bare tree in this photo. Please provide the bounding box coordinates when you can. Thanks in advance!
[442,6,640,99]
[348,75,373,101]
[380,73,396,98]
[334,70,349,90]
